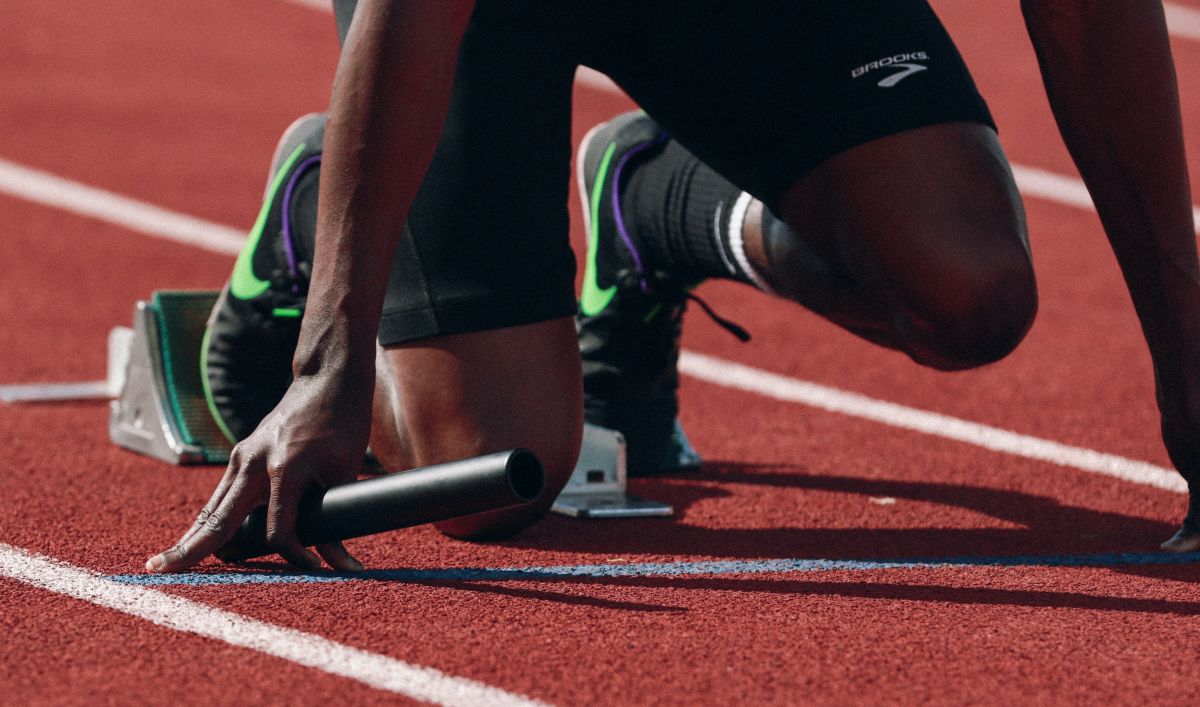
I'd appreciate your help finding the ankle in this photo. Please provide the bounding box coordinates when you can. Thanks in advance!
[620,138,760,287]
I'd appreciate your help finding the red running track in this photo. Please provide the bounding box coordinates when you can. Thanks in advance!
[3,0,1200,703]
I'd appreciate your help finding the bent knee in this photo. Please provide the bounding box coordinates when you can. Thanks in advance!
[903,260,1037,371]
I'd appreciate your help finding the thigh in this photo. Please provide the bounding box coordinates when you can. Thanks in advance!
[584,0,996,209]
[780,124,1035,370]
[776,121,1031,317]
[587,1,1033,365]
[378,2,579,346]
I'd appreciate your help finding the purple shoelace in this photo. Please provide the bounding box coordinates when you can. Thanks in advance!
[609,132,669,293]
[603,130,751,342]
[279,154,322,294]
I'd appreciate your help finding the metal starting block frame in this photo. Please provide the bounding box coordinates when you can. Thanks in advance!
[550,424,672,518]
[108,290,673,519]
[109,291,234,465]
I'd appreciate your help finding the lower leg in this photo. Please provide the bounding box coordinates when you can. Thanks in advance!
[761,123,1036,369]
[740,199,905,350]
[607,129,903,348]
[367,317,583,539]
[622,122,1036,370]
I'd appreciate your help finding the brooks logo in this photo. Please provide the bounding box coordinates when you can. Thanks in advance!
[852,52,929,88]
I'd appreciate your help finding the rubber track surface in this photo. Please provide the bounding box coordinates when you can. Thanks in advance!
[3,1,1200,704]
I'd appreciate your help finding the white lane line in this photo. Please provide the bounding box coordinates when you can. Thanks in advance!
[1010,164,1097,211]
[0,381,112,403]
[0,158,1189,492]
[1012,164,1200,235]
[0,160,243,256]
[0,327,131,403]
[2,159,1194,280]
[280,0,330,11]
[1166,2,1200,43]
[0,543,547,707]
[680,352,1186,494]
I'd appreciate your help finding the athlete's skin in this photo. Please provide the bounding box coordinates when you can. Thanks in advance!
[738,1,1200,550]
[147,0,1198,572]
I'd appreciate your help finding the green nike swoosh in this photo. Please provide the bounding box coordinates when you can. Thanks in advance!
[230,143,309,300]
[579,141,619,317]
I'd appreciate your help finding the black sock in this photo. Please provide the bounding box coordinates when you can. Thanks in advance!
[621,139,759,287]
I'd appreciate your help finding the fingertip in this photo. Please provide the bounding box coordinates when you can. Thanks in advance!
[303,548,322,569]
[334,554,364,573]
[282,545,322,571]
[317,542,364,572]
[1160,524,1200,553]
[145,555,165,573]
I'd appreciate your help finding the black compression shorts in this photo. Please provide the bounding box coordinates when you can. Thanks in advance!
[377,0,995,346]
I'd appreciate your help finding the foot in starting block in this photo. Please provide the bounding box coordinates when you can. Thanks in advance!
[108,290,673,517]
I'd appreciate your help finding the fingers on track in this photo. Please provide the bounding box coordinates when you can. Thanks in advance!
[147,456,268,573]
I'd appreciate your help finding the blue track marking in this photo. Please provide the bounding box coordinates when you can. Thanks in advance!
[109,551,1200,587]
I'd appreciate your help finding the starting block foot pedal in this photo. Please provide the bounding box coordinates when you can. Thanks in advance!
[109,291,233,465]
[551,424,674,518]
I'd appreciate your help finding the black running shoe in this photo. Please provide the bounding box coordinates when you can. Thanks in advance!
[575,112,705,476]
[203,113,324,443]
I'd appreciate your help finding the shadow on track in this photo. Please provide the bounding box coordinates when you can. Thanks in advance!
[188,461,1198,612]
[507,461,1182,568]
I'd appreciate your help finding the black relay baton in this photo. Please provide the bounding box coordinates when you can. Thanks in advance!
[215,448,545,562]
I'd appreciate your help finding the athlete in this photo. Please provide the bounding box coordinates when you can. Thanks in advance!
[147,0,1200,573]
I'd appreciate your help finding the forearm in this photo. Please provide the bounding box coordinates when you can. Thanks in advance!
[1021,0,1199,390]
[297,0,470,380]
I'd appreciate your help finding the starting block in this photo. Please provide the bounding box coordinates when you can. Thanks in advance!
[109,291,234,465]
[550,424,673,518]
[108,290,673,518]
